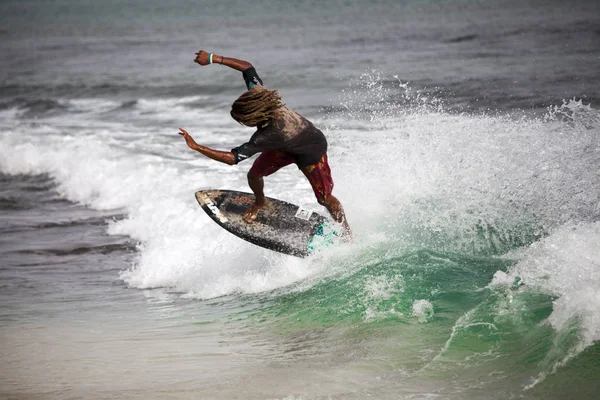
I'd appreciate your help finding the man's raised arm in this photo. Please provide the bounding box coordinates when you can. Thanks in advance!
[194,50,263,89]
[194,50,252,72]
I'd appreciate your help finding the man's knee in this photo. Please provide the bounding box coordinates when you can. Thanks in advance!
[247,170,261,181]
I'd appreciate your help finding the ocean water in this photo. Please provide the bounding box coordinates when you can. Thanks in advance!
[1,0,599,399]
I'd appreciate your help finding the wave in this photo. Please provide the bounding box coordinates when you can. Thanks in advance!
[16,242,136,256]
[1,74,598,296]
[501,19,600,38]
[0,98,68,118]
[443,34,478,43]
[240,235,599,396]
[0,93,223,126]
[0,82,246,100]
[489,222,600,389]
[0,197,30,210]
[0,173,58,210]
[236,224,599,395]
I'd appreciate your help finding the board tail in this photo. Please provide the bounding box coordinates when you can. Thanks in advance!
[307,223,341,253]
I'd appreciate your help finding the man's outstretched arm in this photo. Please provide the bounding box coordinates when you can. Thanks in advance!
[194,50,252,72]
[179,128,236,165]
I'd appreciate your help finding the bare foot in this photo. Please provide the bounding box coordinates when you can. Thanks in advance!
[243,200,266,223]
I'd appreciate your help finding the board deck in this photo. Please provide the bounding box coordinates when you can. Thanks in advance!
[195,189,334,257]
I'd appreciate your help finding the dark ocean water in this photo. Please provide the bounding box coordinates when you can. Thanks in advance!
[1,0,599,399]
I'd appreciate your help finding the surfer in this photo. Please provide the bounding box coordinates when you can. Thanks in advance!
[179,50,351,237]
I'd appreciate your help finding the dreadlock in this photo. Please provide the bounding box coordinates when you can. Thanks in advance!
[230,85,283,127]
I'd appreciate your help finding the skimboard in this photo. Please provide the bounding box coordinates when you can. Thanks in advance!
[195,189,338,257]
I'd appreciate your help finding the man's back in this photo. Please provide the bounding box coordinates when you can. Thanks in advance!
[249,107,328,168]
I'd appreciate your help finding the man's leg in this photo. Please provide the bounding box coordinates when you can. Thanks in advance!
[244,151,295,223]
[321,194,351,236]
[302,154,352,237]
[244,172,267,223]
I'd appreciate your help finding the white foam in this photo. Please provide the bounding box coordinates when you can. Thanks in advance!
[489,222,600,390]
[0,120,329,299]
[68,98,120,114]
[364,274,405,300]
[490,222,600,348]
[412,299,434,323]
[134,96,216,123]
[321,85,600,253]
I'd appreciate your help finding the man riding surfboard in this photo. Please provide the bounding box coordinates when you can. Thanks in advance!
[179,50,351,237]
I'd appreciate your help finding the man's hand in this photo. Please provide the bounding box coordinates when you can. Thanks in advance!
[194,50,211,66]
[179,127,198,150]
[178,127,237,165]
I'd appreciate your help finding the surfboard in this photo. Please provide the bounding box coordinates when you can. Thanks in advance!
[195,189,337,257]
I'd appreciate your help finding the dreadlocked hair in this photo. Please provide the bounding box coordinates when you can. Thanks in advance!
[230,86,284,127]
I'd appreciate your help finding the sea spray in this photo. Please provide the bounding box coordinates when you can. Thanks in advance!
[323,74,599,256]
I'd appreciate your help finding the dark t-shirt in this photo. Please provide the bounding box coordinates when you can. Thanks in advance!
[231,68,328,169]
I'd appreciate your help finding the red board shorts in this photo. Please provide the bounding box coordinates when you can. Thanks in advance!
[248,150,334,203]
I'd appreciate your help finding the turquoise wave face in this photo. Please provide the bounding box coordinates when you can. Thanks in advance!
[254,250,510,326]
[235,245,598,399]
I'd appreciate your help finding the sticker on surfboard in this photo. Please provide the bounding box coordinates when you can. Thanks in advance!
[294,207,313,221]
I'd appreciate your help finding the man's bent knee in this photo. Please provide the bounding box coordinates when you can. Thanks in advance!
[247,170,261,181]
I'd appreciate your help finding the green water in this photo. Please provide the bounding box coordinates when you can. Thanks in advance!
[227,247,599,399]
